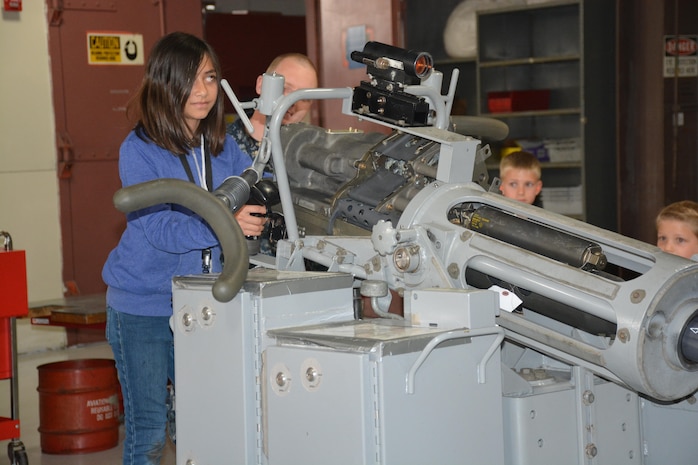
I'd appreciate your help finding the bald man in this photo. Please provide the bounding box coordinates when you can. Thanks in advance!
[226,53,319,162]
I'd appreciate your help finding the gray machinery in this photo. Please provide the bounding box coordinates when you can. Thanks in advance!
[114,42,698,465]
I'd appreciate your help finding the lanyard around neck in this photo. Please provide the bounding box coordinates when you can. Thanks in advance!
[178,135,212,192]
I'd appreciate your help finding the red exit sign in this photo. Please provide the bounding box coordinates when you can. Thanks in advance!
[665,36,698,56]
[3,0,22,11]
[664,35,698,78]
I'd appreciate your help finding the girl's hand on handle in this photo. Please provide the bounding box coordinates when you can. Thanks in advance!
[235,205,267,236]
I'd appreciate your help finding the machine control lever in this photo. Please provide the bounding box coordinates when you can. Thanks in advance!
[113,179,249,302]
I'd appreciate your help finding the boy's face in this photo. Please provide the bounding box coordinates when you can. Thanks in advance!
[657,219,698,259]
[499,168,542,205]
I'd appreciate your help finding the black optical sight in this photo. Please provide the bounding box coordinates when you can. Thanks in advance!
[350,41,434,127]
[350,41,433,85]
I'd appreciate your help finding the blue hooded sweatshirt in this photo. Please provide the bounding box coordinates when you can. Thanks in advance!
[102,130,251,316]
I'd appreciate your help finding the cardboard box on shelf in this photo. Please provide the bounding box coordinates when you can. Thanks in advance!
[541,185,583,215]
[544,138,582,163]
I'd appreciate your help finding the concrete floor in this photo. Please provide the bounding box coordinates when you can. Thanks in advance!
[0,341,175,465]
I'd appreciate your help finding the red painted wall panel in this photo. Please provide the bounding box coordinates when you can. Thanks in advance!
[47,0,203,295]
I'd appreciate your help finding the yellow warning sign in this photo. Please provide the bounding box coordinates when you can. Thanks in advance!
[87,32,144,65]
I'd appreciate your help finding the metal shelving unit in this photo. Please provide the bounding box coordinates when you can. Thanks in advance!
[476,0,616,229]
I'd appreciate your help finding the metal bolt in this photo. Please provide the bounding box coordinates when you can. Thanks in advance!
[306,367,318,383]
[582,390,595,405]
[372,256,382,272]
[630,289,646,304]
[182,313,193,327]
[276,372,289,388]
[586,444,598,458]
[448,263,459,279]
[617,328,630,343]
[201,307,213,322]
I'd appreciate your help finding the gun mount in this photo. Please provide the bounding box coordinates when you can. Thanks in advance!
[115,41,698,465]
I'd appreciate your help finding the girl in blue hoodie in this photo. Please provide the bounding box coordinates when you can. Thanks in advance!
[102,32,266,465]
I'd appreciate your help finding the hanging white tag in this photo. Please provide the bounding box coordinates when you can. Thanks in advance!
[489,285,522,313]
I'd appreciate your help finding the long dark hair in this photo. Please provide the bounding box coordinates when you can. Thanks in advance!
[129,32,226,156]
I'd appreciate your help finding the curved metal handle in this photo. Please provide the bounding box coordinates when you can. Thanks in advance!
[113,179,248,302]
[0,231,12,251]
[406,327,504,394]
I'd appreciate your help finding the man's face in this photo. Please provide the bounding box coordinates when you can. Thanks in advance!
[258,59,318,124]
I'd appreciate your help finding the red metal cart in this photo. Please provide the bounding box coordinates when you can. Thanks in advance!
[0,232,29,465]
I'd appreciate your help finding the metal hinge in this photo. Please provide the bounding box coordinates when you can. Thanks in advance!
[0,231,12,251]
[48,0,63,26]
[57,131,74,180]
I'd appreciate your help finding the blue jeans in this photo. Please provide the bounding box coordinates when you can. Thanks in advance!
[107,306,174,465]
